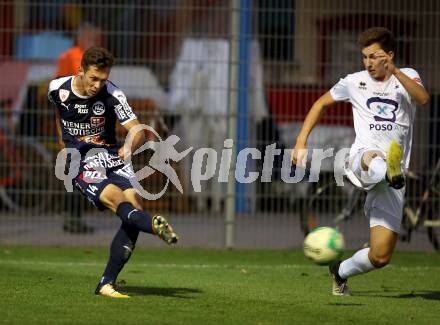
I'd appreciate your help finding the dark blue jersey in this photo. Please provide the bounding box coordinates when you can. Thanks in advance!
[48,76,137,155]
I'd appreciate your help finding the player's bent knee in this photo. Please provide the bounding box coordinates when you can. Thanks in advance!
[361,150,385,170]
[127,196,142,210]
[100,185,127,212]
[369,252,392,268]
[123,189,143,210]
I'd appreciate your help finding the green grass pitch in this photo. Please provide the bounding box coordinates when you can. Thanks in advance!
[0,247,439,324]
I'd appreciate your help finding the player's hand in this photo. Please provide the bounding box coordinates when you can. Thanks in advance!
[291,143,308,168]
[374,49,397,74]
[118,146,132,160]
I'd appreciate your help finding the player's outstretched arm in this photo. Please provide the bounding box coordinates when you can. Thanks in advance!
[291,91,337,167]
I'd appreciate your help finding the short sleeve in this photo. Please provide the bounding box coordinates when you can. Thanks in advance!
[47,80,59,105]
[400,68,423,86]
[330,76,350,102]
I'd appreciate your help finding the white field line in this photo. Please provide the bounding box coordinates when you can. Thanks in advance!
[0,259,439,271]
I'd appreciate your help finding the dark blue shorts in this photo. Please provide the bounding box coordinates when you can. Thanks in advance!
[73,152,136,211]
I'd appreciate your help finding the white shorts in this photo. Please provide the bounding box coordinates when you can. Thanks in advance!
[346,147,405,233]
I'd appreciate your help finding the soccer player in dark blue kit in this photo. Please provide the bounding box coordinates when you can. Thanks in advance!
[48,46,179,298]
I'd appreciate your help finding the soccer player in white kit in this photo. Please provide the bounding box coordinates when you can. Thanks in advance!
[292,27,429,295]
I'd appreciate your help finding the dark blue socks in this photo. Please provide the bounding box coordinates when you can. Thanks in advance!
[116,202,154,234]
[100,223,140,285]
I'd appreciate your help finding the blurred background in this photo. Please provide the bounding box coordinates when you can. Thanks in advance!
[0,0,439,250]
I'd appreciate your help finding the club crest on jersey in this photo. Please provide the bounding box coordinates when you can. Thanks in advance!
[59,89,70,102]
[92,101,105,115]
[366,97,399,122]
[91,116,105,127]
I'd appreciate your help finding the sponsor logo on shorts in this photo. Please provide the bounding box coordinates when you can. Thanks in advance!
[80,170,106,184]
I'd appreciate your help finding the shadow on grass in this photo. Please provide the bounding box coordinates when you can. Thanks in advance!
[327,303,364,306]
[357,290,440,301]
[122,286,203,298]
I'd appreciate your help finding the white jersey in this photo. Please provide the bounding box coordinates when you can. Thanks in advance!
[330,68,423,169]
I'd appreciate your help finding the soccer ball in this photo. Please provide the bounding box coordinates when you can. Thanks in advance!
[303,227,344,265]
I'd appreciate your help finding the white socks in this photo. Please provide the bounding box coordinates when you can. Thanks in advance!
[366,156,387,184]
[338,247,376,279]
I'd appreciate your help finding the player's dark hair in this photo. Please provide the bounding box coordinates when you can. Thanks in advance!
[358,27,395,53]
[81,46,114,71]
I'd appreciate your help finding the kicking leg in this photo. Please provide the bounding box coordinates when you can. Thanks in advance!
[122,188,179,245]
[360,149,387,185]
[385,141,405,189]
[100,185,178,243]
[99,184,155,234]
[360,142,404,189]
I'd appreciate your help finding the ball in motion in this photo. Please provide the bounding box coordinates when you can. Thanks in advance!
[303,227,344,265]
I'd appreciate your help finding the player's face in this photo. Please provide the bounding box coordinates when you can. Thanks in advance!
[80,65,110,96]
[362,43,390,80]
